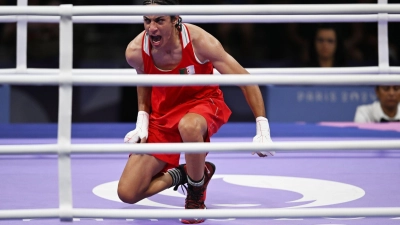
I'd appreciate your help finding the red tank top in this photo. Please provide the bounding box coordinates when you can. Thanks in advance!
[141,24,224,116]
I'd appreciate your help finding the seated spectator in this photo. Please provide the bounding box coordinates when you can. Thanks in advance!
[307,23,346,67]
[354,86,400,122]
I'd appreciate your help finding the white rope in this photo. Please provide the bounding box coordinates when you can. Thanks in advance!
[4,67,400,75]
[3,66,400,75]
[2,67,396,75]
[0,140,399,155]
[0,209,60,219]
[243,67,385,74]
[2,14,400,23]
[0,74,399,86]
[1,4,400,16]
[0,144,58,154]
[1,207,400,219]
[1,14,397,23]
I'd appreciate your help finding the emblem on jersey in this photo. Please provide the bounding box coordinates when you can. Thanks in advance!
[179,65,195,75]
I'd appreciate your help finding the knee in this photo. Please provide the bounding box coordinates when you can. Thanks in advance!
[178,117,205,139]
[117,185,141,204]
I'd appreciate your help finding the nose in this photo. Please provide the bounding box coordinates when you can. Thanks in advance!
[388,87,396,96]
[148,21,157,33]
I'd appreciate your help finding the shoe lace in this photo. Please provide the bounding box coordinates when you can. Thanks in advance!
[173,183,187,193]
[173,164,189,192]
[185,186,205,209]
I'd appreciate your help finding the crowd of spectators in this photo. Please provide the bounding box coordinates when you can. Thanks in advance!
[0,0,399,122]
[1,0,400,69]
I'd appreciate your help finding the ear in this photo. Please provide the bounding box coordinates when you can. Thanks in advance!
[172,15,179,24]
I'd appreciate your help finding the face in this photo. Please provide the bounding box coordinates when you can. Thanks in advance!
[315,29,337,60]
[376,86,400,109]
[143,13,177,49]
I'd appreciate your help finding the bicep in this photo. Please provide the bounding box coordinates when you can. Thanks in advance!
[126,50,144,73]
[212,52,248,75]
[125,34,145,72]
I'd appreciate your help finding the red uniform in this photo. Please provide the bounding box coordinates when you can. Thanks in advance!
[141,24,231,171]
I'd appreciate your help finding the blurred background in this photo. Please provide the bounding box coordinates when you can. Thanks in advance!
[0,0,399,123]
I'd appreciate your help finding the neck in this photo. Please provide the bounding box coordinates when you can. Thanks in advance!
[381,104,398,118]
[318,57,334,67]
[160,29,180,54]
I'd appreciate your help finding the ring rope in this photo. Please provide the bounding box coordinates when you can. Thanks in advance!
[2,14,400,23]
[1,4,400,16]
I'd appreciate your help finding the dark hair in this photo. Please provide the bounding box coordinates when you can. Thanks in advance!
[143,0,182,31]
[308,23,346,67]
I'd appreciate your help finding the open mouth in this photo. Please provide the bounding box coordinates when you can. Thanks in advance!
[150,35,162,45]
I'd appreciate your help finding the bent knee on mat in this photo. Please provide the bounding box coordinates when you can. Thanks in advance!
[117,182,146,204]
[117,187,143,204]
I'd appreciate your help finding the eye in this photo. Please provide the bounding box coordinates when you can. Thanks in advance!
[316,38,335,44]
[143,18,150,24]
[155,18,164,24]
[381,86,390,91]
[326,39,335,44]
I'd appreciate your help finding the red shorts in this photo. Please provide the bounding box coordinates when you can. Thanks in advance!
[148,97,231,172]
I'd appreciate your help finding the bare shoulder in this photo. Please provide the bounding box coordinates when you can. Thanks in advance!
[186,23,220,48]
[185,23,247,75]
[126,31,145,73]
[185,23,223,61]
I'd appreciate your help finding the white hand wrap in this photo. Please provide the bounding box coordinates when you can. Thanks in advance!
[124,111,149,143]
[252,116,275,157]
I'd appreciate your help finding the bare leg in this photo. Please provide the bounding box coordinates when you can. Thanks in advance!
[117,154,172,204]
[178,113,208,181]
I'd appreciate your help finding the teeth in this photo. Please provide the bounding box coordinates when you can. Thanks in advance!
[151,36,161,42]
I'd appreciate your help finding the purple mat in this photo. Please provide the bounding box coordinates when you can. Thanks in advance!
[1,135,400,225]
